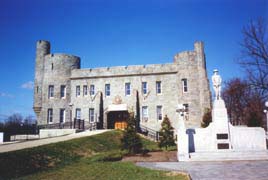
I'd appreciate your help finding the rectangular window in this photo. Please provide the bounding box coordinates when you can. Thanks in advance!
[105,84,110,97]
[76,86,80,97]
[60,109,65,123]
[60,85,66,98]
[89,108,94,122]
[156,105,162,120]
[156,81,161,94]
[142,106,148,121]
[90,85,95,95]
[125,83,131,96]
[47,109,53,123]
[182,79,188,93]
[142,82,147,94]
[75,108,81,119]
[48,85,54,98]
[83,85,88,96]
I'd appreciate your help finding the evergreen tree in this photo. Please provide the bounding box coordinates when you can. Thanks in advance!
[158,115,175,150]
[201,108,212,128]
[121,111,142,154]
[135,91,141,132]
[97,92,104,129]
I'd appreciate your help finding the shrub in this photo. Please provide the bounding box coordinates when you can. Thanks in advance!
[158,115,175,150]
[121,111,143,154]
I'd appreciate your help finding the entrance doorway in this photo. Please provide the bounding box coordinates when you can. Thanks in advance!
[107,111,129,130]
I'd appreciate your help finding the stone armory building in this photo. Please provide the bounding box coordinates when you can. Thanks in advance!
[33,40,211,131]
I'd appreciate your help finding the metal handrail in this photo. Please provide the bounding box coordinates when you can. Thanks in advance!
[140,124,159,141]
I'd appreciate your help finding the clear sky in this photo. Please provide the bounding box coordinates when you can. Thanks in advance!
[0,0,267,120]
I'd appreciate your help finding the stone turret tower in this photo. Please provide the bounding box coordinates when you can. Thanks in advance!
[33,40,81,124]
[33,40,50,117]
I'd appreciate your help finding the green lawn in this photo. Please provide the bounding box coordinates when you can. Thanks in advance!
[0,130,186,180]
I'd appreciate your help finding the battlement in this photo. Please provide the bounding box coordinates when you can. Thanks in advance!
[71,63,179,79]
[173,41,204,63]
[44,53,80,60]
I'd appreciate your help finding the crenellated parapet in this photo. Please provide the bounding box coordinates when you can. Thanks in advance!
[71,63,178,79]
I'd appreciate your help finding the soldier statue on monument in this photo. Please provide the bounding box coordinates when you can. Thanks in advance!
[212,69,222,100]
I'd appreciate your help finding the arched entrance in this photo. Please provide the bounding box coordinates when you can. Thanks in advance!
[107,111,129,129]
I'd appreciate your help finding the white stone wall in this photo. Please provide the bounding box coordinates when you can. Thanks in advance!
[0,132,3,143]
[39,129,76,139]
[230,126,267,151]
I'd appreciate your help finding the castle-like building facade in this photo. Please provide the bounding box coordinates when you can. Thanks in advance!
[33,40,211,131]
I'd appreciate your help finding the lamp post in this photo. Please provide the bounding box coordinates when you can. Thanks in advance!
[264,101,268,133]
[69,103,73,129]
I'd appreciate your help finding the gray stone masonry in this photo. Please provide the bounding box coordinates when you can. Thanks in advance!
[33,40,211,131]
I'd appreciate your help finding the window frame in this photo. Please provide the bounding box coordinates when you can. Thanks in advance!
[142,106,149,121]
[59,109,65,123]
[47,108,53,124]
[75,108,81,119]
[125,82,131,96]
[156,81,162,94]
[182,79,188,93]
[105,84,110,97]
[142,82,147,95]
[156,105,163,121]
[76,86,80,97]
[48,85,54,99]
[83,85,88,96]
[60,85,66,98]
[89,108,95,123]
[90,85,95,96]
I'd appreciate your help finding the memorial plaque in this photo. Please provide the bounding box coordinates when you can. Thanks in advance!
[217,143,229,149]
[217,133,228,139]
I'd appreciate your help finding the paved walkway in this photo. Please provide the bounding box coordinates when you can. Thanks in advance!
[0,130,109,153]
[137,161,268,180]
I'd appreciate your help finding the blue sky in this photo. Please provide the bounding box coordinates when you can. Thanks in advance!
[0,0,267,120]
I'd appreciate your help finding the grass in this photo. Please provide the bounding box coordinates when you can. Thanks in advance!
[0,130,186,180]
[22,161,186,180]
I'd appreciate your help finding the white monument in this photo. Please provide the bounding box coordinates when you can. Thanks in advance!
[0,132,3,144]
[176,104,189,161]
[264,101,268,134]
[177,69,268,161]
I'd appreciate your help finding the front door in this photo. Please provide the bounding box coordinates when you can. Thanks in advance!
[107,111,128,130]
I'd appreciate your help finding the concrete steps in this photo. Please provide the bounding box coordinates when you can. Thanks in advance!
[189,151,268,161]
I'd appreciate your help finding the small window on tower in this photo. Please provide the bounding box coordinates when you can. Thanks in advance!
[36,86,39,93]
[182,79,188,93]
[51,63,54,70]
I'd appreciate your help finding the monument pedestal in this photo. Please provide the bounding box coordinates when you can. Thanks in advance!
[177,99,268,162]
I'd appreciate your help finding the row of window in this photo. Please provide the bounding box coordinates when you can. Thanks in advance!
[141,104,189,121]
[47,79,188,99]
[47,103,189,124]
[47,108,95,124]
[75,79,188,97]
[48,85,66,99]
[47,108,66,123]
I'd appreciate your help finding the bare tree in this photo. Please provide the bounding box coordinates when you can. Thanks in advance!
[223,78,264,127]
[239,18,268,99]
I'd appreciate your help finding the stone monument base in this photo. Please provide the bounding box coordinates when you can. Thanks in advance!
[189,151,268,161]
[177,99,268,162]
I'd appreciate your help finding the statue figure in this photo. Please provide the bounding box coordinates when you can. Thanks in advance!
[212,69,222,100]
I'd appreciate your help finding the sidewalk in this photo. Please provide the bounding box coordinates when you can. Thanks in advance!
[137,161,268,180]
[0,130,110,153]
